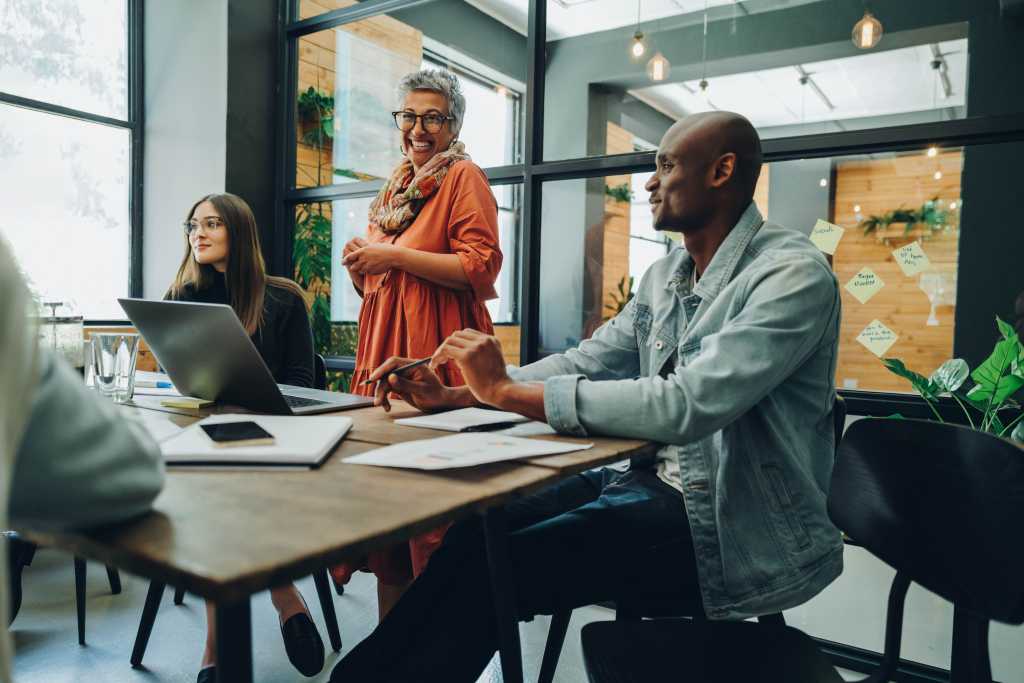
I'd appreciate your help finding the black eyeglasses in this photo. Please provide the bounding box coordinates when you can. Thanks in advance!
[392,111,453,134]
[183,218,225,235]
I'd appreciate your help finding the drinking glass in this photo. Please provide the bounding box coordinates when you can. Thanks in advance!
[91,333,140,402]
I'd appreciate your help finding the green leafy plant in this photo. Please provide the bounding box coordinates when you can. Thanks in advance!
[293,204,333,353]
[859,197,956,245]
[881,317,1024,442]
[297,86,334,147]
[604,275,635,320]
[605,183,633,203]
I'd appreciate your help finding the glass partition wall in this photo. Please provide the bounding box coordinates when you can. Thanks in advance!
[279,0,1024,411]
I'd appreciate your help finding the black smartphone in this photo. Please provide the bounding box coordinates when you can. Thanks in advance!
[199,421,275,448]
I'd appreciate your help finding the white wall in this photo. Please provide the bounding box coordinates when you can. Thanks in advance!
[143,0,227,298]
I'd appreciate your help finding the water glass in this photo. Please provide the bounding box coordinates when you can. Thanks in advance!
[91,333,140,403]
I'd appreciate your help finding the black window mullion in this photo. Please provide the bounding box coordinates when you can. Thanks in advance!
[128,0,144,297]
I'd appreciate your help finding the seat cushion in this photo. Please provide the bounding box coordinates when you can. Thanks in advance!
[581,619,843,683]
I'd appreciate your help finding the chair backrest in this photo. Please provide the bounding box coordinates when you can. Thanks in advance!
[313,353,327,390]
[832,395,846,450]
[829,417,1024,624]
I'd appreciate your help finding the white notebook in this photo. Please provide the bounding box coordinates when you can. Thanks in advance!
[160,414,352,467]
[343,433,592,470]
[394,407,530,432]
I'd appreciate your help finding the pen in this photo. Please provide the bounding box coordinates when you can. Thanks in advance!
[362,357,431,386]
[136,380,174,388]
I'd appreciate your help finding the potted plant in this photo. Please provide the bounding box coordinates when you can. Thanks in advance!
[858,197,958,246]
[880,317,1024,443]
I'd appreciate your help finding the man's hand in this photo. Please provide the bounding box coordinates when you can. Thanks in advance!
[366,356,468,413]
[430,329,512,407]
[342,243,403,275]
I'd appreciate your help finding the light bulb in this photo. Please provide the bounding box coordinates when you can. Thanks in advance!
[949,201,957,210]
[927,146,938,157]
[852,10,883,49]
[647,52,670,82]
[630,31,646,59]
[819,178,828,188]
[853,204,861,213]
[933,170,943,180]
[495,85,508,97]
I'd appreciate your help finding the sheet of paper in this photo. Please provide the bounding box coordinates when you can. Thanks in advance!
[892,241,932,276]
[496,421,558,437]
[394,407,529,432]
[844,267,885,304]
[856,319,899,357]
[809,219,845,255]
[130,412,184,443]
[343,433,592,470]
[132,370,181,396]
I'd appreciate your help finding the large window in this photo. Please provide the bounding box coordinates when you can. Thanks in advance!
[0,0,140,320]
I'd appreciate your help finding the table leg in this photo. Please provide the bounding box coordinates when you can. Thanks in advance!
[214,597,252,683]
[482,506,523,683]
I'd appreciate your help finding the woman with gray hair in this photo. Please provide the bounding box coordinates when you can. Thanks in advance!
[336,68,503,617]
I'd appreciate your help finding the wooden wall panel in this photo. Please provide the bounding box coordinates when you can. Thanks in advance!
[85,327,158,372]
[602,122,635,322]
[832,150,962,392]
[493,325,521,367]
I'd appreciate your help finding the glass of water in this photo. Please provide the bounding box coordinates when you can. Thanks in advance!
[91,333,140,403]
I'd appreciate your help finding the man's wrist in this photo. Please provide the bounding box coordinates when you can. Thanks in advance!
[443,385,480,408]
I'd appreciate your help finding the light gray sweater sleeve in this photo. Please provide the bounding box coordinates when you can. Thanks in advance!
[8,350,165,530]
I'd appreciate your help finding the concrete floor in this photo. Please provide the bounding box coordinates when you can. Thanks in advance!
[9,548,608,683]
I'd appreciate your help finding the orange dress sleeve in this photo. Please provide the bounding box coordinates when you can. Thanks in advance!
[446,163,502,302]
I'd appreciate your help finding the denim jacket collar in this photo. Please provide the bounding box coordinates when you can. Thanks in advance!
[666,202,764,302]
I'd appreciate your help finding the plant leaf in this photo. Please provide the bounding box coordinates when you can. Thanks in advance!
[929,359,969,394]
[997,316,1018,342]
[881,358,940,400]
[968,337,1024,403]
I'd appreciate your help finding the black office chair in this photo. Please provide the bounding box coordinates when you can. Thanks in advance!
[537,396,847,683]
[5,534,122,646]
[581,416,1024,682]
[129,352,343,666]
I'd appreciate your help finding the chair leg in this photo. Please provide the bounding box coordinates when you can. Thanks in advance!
[74,557,87,645]
[173,586,186,605]
[313,569,343,652]
[131,581,166,668]
[106,566,122,595]
[951,606,992,683]
[538,609,572,683]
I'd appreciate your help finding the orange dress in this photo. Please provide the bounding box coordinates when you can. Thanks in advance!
[334,160,502,586]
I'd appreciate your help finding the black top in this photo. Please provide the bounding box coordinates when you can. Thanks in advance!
[169,276,315,388]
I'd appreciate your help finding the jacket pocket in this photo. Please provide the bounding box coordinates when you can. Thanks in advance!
[761,464,812,551]
[633,303,653,345]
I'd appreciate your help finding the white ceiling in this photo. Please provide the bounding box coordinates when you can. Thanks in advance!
[467,0,758,39]
[631,39,968,128]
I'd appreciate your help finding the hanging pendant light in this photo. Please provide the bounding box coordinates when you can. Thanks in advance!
[629,0,647,60]
[852,9,883,49]
[631,30,647,59]
[647,52,670,82]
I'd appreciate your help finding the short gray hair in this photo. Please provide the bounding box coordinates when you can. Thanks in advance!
[396,68,466,136]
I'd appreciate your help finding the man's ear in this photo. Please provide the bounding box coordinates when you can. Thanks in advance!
[709,152,737,189]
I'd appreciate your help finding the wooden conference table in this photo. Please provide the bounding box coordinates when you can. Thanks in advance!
[20,396,656,683]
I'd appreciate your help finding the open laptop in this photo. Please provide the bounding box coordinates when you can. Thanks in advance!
[118,298,374,415]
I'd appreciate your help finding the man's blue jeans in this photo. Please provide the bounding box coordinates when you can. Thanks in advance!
[330,467,701,682]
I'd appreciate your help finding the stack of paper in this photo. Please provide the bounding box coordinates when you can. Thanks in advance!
[343,433,592,470]
[160,414,352,467]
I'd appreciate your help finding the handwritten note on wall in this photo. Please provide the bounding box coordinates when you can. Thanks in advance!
[856,319,899,357]
[892,241,932,276]
[844,267,885,304]
[809,219,845,255]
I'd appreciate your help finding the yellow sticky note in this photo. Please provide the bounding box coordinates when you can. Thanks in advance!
[891,241,932,276]
[160,397,214,409]
[809,219,845,255]
[844,267,885,304]
[856,319,898,357]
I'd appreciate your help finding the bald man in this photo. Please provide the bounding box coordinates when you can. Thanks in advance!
[331,113,843,682]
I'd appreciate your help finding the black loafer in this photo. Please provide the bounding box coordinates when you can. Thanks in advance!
[6,537,36,626]
[281,610,325,677]
[196,666,216,683]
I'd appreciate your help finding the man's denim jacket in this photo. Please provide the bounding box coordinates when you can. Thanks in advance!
[509,203,844,620]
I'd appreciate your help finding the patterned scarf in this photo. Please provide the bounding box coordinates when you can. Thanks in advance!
[368,141,471,235]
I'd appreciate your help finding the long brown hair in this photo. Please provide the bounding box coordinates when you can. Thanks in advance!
[167,193,307,334]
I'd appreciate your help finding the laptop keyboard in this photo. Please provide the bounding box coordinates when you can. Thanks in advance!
[283,394,330,408]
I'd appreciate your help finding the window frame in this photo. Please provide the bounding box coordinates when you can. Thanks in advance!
[276,0,1024,420]
[0,0,145,325]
